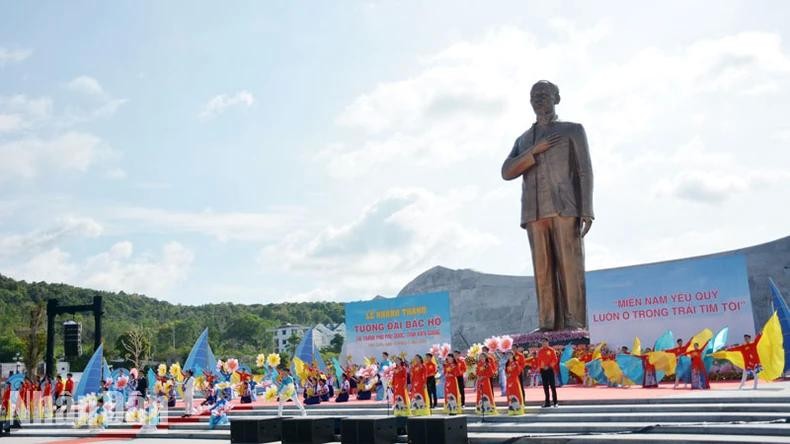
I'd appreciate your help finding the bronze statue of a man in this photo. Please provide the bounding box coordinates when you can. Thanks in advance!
[501,80,593,331]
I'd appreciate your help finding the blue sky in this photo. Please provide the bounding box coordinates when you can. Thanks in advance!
[1,1,789,305]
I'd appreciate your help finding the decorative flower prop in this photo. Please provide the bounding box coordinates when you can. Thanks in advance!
[440,343,452,359]
[362,375,379,391]
[157,363,167,377]
[130,368,139,379]
[226,358,239,373]
[430,344,441,356]
[256,354,266,368]
[263,385,279,402]
[356,364,378,380]
[380,365,395,385]
[126,404,160,425]
[216,359,225,372]
[116,375,129,390]
[125,408,142,423]
[169,362,182,378]
[467,343,482,359]
[266,353,281,368]
[280,384,296,399]
[499,335,514,353]
[485,336,501,353]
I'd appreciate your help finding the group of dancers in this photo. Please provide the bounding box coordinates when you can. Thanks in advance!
[1,316,781,428]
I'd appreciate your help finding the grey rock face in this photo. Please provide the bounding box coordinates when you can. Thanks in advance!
[397,236,790,349]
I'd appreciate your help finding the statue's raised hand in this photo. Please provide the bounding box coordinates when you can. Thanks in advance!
[532,134,563,155]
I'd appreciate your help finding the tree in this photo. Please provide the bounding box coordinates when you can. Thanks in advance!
[117,327,151,369]
[19,301,46,377]
[0,332,24,362]
[286,331,303,356]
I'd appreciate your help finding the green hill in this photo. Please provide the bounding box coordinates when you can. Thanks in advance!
[0,273,344,372]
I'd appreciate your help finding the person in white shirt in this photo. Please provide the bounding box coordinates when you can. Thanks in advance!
[182,369,195,417]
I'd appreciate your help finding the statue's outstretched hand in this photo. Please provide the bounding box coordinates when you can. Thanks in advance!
[532,134,562,155]
[580,217,593,237]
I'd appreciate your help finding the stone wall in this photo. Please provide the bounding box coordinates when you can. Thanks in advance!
[397,235,790,349]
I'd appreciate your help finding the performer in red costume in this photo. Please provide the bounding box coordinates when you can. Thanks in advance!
[682,343,710,390]
[536,337,559,407]
[442,354,463,415]
[514,346,528,402]
[424,353,438,409]
[505,352,527,415]
[475,354,497,415]
[724,334,762,390]
[409,355,430,416]
[454,350,467,406]
[391,356,410,417]
[665,339,688,389]
[639,347,659,388]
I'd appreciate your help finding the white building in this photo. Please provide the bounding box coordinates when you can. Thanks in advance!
[271,323,308,354]
[312,323,345,349]
[270,322,345,353]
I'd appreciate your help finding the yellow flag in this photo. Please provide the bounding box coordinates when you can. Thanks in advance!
[711,351,745,370]
[602,360,632,385]
[632,337,642,356]
[592,342,605,361]
[648,351,677,375]
[757,312,785,381]
[686,328,714,352]
[565,358,586,379]
[293,357,308,382]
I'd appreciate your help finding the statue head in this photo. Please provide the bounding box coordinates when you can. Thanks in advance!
[530,80,560,118]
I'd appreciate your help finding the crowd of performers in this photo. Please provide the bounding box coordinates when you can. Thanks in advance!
[1,315,783,428]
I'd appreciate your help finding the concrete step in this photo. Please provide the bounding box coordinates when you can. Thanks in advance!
[157,402,790,417]
[467,432,790,444]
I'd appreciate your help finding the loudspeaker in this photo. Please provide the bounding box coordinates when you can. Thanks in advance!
[407,415,468,444]
[282,417,337,444]
[230,418,283,443]
[63,321,82,359]
[340,417,398,444]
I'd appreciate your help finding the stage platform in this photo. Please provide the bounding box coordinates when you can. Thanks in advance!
[6,380,790,443]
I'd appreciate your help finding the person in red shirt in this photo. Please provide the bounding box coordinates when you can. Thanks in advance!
[681,342,710,390]
[639,347,659,388]
[424,353,438,409]
[409,355,430,416]
[442,354,463,415]
[505,352,527,415]
[475,354,497,415]
[536,337,558,407]
[2,381,11,421]
[665,338,690,389]
[725,334,762,390]
[391,357,410,416]
[514,345,528,402]
[453,350,467,406]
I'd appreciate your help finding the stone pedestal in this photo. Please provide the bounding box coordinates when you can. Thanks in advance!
[513,329,590,347]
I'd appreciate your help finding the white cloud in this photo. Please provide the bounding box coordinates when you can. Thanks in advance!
[110,206,300,242]
[0,114,24,132]
[0,95,53,132]
[67,76,107,97]
[62,76,126,123]
[260,188,499,298]
[199,91,255,120]
[0,217,103,259]
[10,241,194,297]
[0,47,32,65]
[0,131,108,180]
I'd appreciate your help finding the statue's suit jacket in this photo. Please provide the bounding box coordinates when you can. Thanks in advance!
[506,121,594,228]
